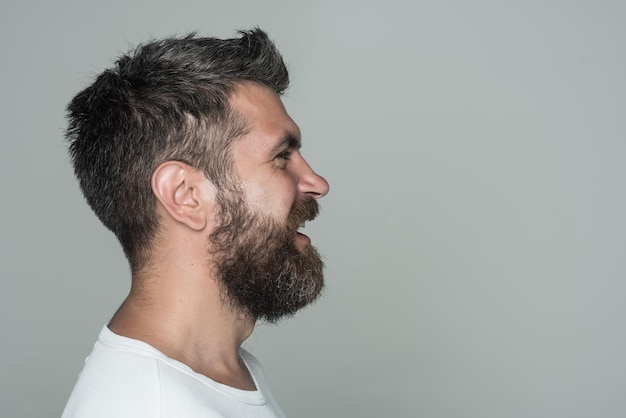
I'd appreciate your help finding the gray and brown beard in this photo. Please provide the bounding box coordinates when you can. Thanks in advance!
[209,190,324,323]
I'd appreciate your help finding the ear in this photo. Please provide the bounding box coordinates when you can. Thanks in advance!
[151,161,213,231]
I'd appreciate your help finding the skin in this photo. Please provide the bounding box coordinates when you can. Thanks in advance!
[108,83,329,391]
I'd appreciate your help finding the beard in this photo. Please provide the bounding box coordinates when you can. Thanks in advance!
[209,189,324,323]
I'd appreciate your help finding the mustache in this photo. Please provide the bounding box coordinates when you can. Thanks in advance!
[287,198,320,232]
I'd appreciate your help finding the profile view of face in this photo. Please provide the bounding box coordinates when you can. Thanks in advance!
[210,83,330,322]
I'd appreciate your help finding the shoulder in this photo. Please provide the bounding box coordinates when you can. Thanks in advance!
[62,327,163,418]
[63,328,285,418]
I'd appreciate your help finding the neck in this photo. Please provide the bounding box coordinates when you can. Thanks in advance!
[108,250,257,390]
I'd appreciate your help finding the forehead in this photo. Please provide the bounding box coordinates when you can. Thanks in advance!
[228,83,301,149]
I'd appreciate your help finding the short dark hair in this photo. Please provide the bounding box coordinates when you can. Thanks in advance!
[66,28,289,269]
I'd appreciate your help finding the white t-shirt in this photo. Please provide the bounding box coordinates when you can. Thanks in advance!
[62,326,286,418]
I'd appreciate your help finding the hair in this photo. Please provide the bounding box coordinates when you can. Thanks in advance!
[65,28,290,270]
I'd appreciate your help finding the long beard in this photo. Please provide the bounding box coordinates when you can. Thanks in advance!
[209,190,324,323]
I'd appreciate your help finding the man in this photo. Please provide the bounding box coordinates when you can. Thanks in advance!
[62,29,329,417]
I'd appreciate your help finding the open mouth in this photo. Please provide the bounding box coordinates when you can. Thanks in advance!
[294,222,311,247]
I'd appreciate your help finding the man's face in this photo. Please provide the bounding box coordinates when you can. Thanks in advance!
[210,83,329,322]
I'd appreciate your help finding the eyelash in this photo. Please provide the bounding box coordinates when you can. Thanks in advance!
[276,150,292,161]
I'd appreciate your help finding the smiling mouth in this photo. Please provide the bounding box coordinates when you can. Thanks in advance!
[288,198,320,246]
[294,222,311,247]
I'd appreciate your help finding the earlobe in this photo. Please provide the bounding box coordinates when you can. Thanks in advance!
[151,161,210,231]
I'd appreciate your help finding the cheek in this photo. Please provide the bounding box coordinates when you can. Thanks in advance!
[242,176,297,216]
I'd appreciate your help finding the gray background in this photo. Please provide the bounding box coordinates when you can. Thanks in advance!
[1,1,625,417]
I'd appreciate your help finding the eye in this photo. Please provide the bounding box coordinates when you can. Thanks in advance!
[275,150,292,161]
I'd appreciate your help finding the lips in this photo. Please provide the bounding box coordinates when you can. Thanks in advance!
[294,230,311,250]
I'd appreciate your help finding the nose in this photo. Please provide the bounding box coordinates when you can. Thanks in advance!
[296,155,329,199]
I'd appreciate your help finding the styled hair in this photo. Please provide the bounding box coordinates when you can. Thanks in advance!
[65,28,289,269]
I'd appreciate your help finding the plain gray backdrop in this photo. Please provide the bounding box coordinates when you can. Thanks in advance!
[1,1,625,417]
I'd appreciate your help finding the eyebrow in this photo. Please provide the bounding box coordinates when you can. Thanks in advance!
[270,132,301,155]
